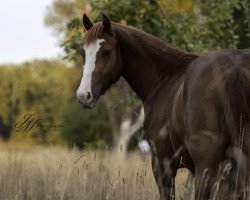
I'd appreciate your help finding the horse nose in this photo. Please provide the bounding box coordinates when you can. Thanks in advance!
[77,91,93,105]
[84,92,93,102]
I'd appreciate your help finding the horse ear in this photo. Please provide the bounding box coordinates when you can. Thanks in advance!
[102,13,111,34]
[82,13,93,30]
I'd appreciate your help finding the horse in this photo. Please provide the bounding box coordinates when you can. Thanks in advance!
[76,14,250,199]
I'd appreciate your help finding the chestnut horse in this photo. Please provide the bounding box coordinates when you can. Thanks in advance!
[76,14,250,199]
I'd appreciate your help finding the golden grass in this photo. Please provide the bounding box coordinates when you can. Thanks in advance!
[0,145,195,200]
[3,145,249,200]
[0,146,164,200]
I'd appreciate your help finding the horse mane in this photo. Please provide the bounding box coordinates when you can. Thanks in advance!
[84,22,199,73]
[113,23,198,72]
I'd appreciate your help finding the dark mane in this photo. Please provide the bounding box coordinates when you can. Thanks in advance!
[112,23,199,74]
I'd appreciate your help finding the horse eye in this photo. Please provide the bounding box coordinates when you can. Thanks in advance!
[103,49,112,58]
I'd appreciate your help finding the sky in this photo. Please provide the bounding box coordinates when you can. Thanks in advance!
[0,0,62,64]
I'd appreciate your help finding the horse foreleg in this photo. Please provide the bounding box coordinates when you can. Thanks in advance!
[149,135,180,200]
[151,153,179,200]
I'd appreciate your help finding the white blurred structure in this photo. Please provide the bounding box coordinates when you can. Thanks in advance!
[116,107,144,156]
[138,139,151,153]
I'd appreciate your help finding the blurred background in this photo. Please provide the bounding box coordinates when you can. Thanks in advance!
[0,1,249,199]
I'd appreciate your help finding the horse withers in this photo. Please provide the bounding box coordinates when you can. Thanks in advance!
[76,14,250,199]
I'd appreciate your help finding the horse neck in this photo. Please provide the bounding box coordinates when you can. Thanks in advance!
[114,24,197,102]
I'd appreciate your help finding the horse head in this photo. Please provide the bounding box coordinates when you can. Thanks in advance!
[76,14,123,108]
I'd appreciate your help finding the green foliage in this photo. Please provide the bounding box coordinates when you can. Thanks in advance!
[61,17,83,61]
[60,101,112,148]
[91,0,164,37]
[0,68,17,140]
[109,90,140,111]
[233,0,250,48]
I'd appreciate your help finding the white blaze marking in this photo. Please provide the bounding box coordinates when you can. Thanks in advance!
[77,38,105,94]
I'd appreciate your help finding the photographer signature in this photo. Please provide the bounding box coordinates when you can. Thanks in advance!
[15,114,66,132]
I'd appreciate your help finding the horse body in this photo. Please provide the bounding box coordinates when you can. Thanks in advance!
[77,14,250,199]
[184,50,250,199]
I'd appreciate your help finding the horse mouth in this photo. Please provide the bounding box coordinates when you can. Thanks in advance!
[82,101,97,109]
[77,97,97,109]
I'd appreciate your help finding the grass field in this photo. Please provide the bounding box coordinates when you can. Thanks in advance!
[2,145,250,200]
[0,145,197,200]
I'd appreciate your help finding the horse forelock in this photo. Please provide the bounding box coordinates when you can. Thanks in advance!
[84,22,105,45]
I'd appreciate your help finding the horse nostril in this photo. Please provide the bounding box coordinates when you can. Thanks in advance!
[85,92,93,102]
[86,92,90,100]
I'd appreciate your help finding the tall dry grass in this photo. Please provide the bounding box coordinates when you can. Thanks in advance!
[0,146,162,200]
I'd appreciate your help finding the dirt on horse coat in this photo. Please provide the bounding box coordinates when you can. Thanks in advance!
[76,14,250,199]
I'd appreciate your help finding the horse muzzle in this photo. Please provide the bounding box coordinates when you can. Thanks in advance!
[76,91,97,109]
